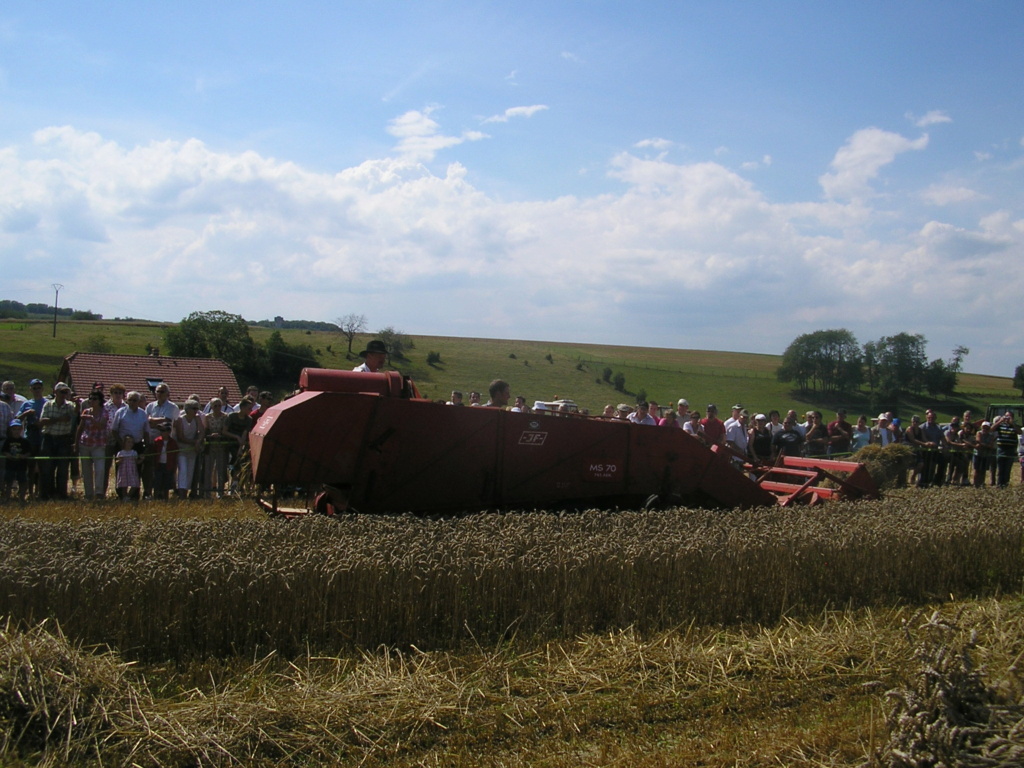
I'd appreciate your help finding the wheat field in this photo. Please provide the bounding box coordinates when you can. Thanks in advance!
[1,488,1021,661]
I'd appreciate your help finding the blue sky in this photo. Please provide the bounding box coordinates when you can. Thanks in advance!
[2,1,1023,376]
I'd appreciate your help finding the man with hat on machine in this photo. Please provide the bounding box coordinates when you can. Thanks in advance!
[353,340,389,373]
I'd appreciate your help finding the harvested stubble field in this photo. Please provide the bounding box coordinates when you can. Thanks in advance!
[2,489,1024,766]
[2,591,1024,765]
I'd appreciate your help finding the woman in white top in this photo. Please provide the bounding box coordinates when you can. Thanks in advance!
[174,400,206,499]
[683,411,706,443]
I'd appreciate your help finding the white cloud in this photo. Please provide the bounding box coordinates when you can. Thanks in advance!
[910,110,952,128]
[819,127,928,200]
[560,51,582,64]
[1,121,1020,378]
[387,108,487,162]
[916,219,1010,261]
[740,156,772,171]
[921,184,983,206]
[634,138,673,151]
[482,105,548,124]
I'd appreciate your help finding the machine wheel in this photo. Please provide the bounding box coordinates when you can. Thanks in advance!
[311,484,352,516]
[313,491,338,516]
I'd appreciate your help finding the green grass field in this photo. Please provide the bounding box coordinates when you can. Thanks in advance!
[0,318,1018,421]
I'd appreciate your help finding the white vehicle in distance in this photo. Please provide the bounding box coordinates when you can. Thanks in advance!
[532,399,579,415]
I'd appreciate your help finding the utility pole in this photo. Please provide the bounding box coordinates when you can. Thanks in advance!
[52,283,63,338]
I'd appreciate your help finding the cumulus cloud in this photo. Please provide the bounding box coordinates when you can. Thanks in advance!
[910,110,952,128]
[387,108,487,162]
[634,138,674,151]
[482,105,548,124]
[915,219,1009,261]
[921,184,983,206]
[740,155,773,171]
[0,119,1020,377]
[819,127,928,200]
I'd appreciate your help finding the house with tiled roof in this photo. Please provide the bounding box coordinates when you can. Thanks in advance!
[58,352,241,405]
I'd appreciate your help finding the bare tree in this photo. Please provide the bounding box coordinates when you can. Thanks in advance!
[336,313,368,356]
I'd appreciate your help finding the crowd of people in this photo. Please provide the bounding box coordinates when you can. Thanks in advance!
[6,337,1023,501]
[599,400,1024,489]
[436,377,1024,491]
[1,377,275,503]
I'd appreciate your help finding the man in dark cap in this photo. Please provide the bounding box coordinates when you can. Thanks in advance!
[353,340,388,373]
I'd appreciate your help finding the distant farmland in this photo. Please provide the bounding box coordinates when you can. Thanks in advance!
[0,318,1016,420]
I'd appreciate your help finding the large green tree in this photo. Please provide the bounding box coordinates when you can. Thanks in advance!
[375,326,414,361]
[1013,363,1024,397]
[164,310,266,379]
[870,332,928,399]
[924,345,969,398]
[777,329,862,394]
[265,331,319,382]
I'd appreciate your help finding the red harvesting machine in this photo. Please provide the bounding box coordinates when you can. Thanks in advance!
[249,370,878,517]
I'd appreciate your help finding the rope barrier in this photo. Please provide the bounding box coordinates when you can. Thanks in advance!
[2,440,249,464]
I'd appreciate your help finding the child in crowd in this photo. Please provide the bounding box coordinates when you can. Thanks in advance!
[2,419,32,502]
[115,434,142,501]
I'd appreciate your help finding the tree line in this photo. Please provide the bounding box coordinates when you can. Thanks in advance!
[0,299,102,320]
[164,310,319,385]
[777,329,970,399]
[163,310,414,386]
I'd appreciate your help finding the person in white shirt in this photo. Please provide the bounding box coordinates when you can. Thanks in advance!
[627,402,657,426]
[353,340,388,372]
[725,410,750,461]
[723,404,744,432]
[675,398,690,426]
[204,386,236,415]
[144,384,180,499]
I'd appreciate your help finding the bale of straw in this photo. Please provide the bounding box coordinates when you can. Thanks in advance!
[852,444,917,489]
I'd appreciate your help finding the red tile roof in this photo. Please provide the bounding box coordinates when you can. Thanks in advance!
[58,352,241,405]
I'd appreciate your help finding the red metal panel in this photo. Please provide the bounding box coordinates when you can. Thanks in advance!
[299,369,405,397]
[249,391,377,485]
[252,392,787,514]
[346,399,501,513]
[497,413,631,507]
